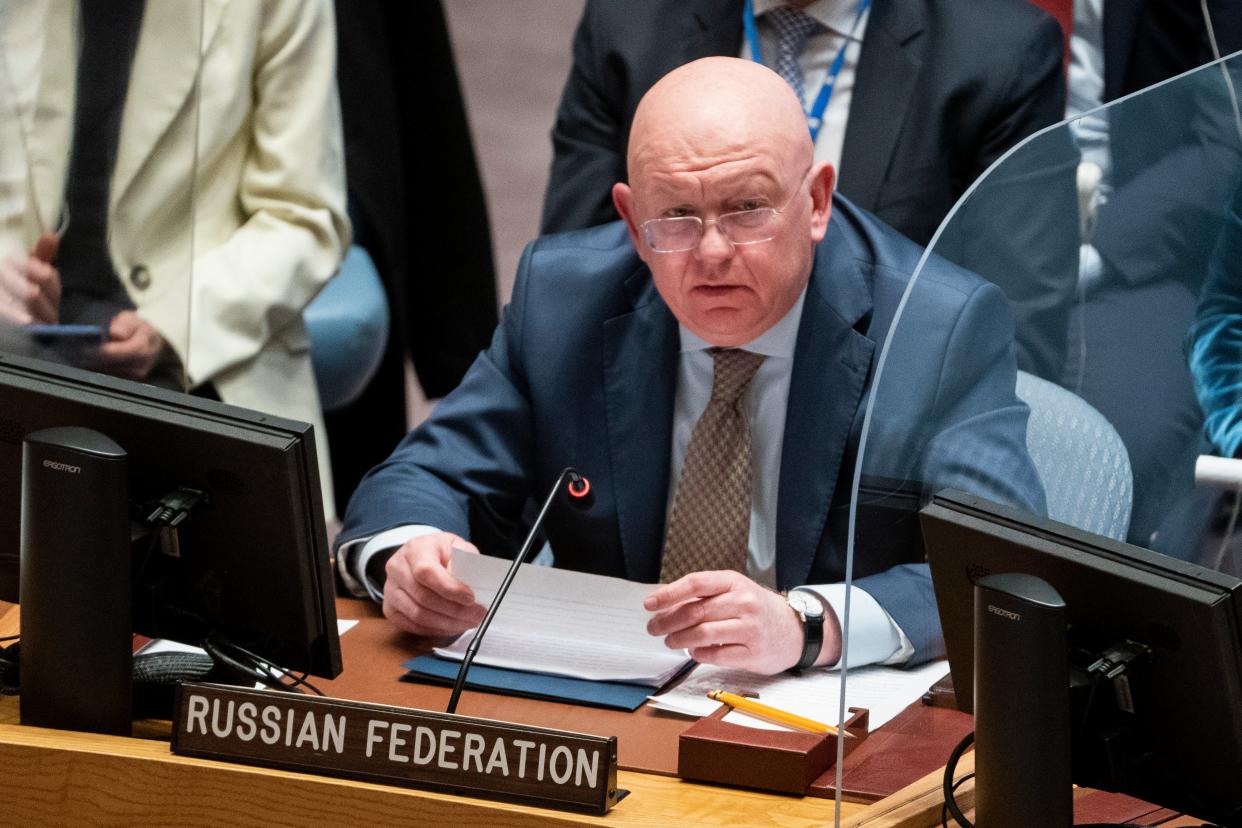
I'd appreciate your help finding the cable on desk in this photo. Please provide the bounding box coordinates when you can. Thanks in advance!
[942,730,974,827]
[202,635,325,696]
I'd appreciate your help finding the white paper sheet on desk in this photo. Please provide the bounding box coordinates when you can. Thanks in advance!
[648,659,949,731]
[432,548,691,686]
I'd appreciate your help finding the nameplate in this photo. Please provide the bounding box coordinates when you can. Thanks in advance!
[171,682,625,814]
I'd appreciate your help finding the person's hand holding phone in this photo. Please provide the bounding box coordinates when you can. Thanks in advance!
[98,310,167,381]
[0,232,61,326]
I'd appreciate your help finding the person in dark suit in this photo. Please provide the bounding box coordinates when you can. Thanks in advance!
[337,58,1044,672]
[327,1,499,512]
[538,0,1078,382]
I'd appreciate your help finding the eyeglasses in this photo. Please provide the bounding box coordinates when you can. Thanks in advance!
[639,177,807,253]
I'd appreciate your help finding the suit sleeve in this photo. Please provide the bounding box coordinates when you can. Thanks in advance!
[539,2,629,234]
[970,12,1065,187]
[933,12,1079,382]
[183,0,350,385]
[335,241,540,553]
[854,278,1047,664]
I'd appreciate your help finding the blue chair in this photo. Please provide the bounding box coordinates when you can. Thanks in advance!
[1016,371,1133,540]
[304,245,390,412]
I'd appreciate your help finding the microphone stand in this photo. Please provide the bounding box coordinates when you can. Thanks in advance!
[446,467,591,714]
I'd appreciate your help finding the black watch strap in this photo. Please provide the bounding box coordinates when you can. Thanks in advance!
[793,592,825,671]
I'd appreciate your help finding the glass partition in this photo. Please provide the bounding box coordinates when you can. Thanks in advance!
[836,52,1242,817]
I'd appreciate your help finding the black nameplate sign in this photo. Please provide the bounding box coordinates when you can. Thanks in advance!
[171,683,625,815]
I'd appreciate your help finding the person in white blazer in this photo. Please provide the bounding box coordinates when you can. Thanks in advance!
[0,0,350,518]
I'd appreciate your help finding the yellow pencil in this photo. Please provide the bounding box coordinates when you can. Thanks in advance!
[707,689,853,737]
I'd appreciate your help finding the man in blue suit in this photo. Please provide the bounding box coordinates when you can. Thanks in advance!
[337,58,1044,672]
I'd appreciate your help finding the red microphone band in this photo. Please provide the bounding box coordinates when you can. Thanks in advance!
[567,475,591,499]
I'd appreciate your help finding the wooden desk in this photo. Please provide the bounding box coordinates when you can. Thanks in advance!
[0,600,868,825]
[0,599,1185,826]
[323,599,976,803]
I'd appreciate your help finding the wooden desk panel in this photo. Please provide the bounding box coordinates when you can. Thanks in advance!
[1,598,867,825]
[329,598,975,803]
[0,698,863,826]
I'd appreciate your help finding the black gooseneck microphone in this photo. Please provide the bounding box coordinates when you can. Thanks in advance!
[445,467,593,714]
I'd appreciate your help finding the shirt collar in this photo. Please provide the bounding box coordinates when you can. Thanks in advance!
[678,286,807,359]
[752,0,862,39]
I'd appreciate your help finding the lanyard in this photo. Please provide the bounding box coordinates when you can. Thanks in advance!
[742,0,871,143]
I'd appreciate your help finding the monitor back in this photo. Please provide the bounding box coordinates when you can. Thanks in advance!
[0,354,341,678]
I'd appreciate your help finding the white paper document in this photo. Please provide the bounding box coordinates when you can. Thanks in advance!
[648,659,950,731]
[433,548,692,686]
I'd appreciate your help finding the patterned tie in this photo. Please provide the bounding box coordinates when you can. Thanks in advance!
[660,348,767,583]
[766,5,824,105]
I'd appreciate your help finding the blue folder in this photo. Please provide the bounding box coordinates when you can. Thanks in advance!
[402,654,657,712]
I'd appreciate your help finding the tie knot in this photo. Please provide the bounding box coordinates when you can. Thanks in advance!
[708,348,766,405]
[767,5,824,51]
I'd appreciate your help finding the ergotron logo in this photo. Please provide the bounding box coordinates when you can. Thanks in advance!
[987,604,1021,622]
[42,459,81,475]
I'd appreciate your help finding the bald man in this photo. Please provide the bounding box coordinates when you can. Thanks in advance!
[337,58,1044,673]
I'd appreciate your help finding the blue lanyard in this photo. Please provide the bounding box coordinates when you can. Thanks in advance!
[742,0,871,143]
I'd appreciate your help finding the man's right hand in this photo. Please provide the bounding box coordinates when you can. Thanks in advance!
[381,532,488,639]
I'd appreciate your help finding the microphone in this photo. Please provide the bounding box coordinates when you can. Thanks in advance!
[446,467,593,714]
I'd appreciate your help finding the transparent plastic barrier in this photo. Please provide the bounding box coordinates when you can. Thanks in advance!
[836,53,1242,821]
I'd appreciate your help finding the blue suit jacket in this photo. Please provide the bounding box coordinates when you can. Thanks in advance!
[339,198,1045,664]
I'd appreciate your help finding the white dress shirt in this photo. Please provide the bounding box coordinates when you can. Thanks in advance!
[352,286,913,669]
[742,0,870,173]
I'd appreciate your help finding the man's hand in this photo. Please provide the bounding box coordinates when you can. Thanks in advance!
[645,571,842,675]
[381,532,488,639]
[0,232,61,325]
[98,310,166,380]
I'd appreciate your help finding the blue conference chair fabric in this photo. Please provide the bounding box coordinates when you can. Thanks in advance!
[1015,370,1133,540]
[304,244,390,412]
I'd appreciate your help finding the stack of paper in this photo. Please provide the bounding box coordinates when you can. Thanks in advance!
[433,549,692,687]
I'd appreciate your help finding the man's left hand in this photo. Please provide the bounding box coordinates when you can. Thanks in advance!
[98,310,166,380]
[644,570,806,675]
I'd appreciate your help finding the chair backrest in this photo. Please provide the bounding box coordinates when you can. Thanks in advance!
[303,244,390,412]
[1015,370,1133,540]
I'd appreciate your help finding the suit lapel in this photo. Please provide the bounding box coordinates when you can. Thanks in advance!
[27,0,77,234]
[111,0,227,208]
[776,217,875,589]
[602,268,679,583]
[836,0,926,211]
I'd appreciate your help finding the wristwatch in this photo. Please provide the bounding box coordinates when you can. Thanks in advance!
[787,588,826,671]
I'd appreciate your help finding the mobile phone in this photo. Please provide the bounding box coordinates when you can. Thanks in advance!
[27,324,106,345]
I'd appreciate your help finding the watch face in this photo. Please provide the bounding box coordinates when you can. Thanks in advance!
[789,591,824,619]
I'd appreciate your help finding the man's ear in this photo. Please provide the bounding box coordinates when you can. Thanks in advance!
[613,182,647,256]
[808,162,834,243]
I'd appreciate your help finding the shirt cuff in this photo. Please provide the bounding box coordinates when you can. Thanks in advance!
[800,583,914,669]
[351,525,443,603]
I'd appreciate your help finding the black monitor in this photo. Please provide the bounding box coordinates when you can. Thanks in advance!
[0,352,342,681]
[922,490,1242,825]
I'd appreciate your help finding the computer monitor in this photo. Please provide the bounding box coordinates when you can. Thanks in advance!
[0,352,341,680]
[922,490,1242,825]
